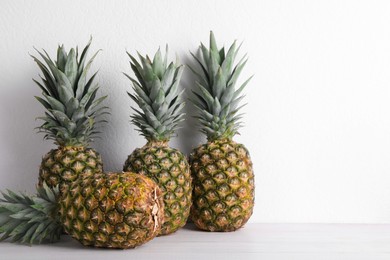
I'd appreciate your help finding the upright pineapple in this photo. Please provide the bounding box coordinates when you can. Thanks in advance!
[189,32,254,232]
[31,38,107,194]
[0,183,62,244]
[59,172,164,249]
[123,47,192,235]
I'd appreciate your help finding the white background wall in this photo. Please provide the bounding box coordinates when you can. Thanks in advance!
[1,0,390,223]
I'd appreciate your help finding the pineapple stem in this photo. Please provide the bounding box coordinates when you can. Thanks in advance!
[58,145,86,151]
[146,140,169,147]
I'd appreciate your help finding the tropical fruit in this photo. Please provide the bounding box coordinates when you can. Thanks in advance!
[59,172,164,248]
[123,47,192,235]
[189,32,255,231]
[31,38,107,194]
[0,172,164,248]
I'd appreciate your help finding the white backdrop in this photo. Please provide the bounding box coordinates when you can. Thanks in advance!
[1,0,390,223]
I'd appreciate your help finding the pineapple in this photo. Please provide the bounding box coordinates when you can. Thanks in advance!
[0,183,62,244]
[123,47,192,235]
[59,172,164,249]
[0,173,163,248]
[189,32,255,231]
[31,38,107,194]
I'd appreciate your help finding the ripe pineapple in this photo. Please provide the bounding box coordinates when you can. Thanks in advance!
[123,47,192,235]
[0,173,163,248]
[0,183,62,244]
[189,32,255,232]
[59,172,164,249]
[31,38,107,193]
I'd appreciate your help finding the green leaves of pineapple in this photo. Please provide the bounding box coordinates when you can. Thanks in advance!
[76,51,100,99]
[0,183,62,244]
[152,48,165,79]
[32,38,107,147]
[189,31,252,140]
[64,48,77,88]
[56,45,67,71]
[125,47,185,141]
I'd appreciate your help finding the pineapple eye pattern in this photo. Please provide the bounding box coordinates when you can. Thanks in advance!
[59,172,164,249]
[190,139,254,232]
[124,145,192,235]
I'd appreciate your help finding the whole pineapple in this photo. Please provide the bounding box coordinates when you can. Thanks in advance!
[0,183,62,244]
[59,172,164,249]
[123,48,192,235]
[31,38,107,194]
[189,32,255,232]
[0,173,163,248]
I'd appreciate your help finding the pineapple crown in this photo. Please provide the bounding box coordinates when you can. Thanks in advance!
[189,31,252,141]
[125,46,185,142]
[31,38,108,147]
[0,183,62,244]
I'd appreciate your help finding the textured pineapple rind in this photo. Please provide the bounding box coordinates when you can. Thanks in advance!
[190,139,254,232]
[38,147,103,194]
[58,172,164,249]
[123,143,192,235]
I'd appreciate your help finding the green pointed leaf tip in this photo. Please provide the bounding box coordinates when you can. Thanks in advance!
[125,46,185,141]
[0,183,61,244]
[64,48,77,89]
[56,45,67,71]
[209,31,218,53]
[32,38,108,147]
[152,47,165,79]
[189,31,251,141]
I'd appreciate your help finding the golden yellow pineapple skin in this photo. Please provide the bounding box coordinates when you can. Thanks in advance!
[59,172,164,249]
[190,139,254,232]
[123,142,192,235]
[38,147,103,194]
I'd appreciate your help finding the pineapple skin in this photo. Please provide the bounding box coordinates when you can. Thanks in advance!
[59,172,164,249]
[189,139,254,232]
[38,146,103,194]
[123,142,192,235]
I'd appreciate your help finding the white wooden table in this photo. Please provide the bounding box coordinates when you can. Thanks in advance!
[0,224,389,260]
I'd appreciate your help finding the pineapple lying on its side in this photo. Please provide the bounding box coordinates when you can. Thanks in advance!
[189,32,255,232]
[31,38,107,194]
[59,172,164,249]
[123,47,192,235]
[0,173,164,248]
